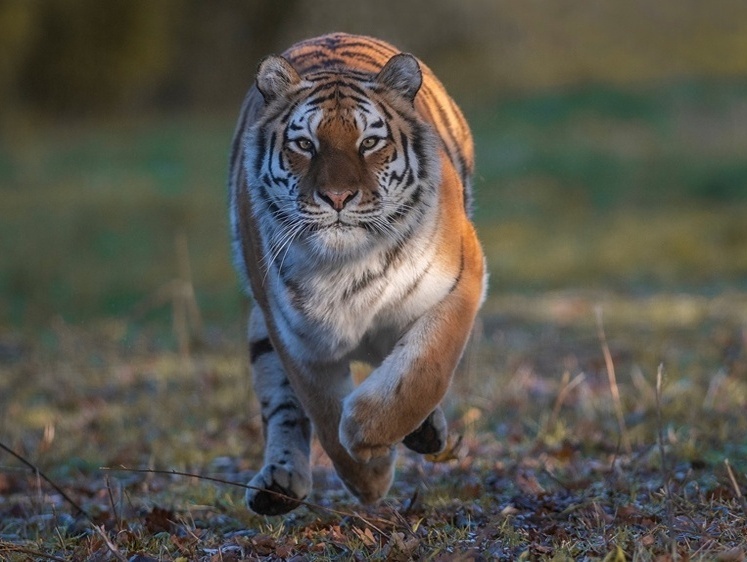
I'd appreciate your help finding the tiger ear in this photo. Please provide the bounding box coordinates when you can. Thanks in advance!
[376,53,422,102]
[256,55,301,102]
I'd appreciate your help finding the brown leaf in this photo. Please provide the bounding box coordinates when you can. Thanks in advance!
[275,543,294,558]
[251,534,278,556]
[351,525,377,546]
[516,469,545,495]
[426,434,463,463]
[716,548,745,562]
[143,506,174,534]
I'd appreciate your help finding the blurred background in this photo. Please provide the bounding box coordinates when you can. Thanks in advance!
[2,0,747,332]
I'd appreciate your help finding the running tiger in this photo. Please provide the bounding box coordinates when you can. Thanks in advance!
[229,32,486,515]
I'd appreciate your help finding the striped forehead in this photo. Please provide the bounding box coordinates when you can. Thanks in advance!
[287,78,385,135]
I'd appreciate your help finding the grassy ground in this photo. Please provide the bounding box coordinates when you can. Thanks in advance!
[1,297,745,560]
[1,80,746,559]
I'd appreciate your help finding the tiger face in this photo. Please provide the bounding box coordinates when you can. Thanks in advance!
[245,55,439,260]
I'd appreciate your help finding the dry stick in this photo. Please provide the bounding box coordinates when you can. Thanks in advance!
[547,371,586,433]
[0,542,68,562]
[0,441,87,518]
[101,466,393,537]
[0,441,128,562]
[724,458,747,518]
[105,474,123,531]
[655,363,676,548]
[174,230,204,356]
[595,306,632,454]
[128,232,203,355]
[93,524,128,562]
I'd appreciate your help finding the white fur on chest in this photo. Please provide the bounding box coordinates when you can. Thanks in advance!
[266,226,450,363]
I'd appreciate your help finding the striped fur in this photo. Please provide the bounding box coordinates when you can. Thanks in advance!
[229,33,486,514]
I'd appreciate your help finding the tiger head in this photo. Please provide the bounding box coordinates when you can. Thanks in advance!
[244,54,440,261]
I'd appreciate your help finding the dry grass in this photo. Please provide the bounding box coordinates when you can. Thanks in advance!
[1,292,746,561]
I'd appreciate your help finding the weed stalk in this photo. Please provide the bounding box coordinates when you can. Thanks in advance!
[596,306,631,454]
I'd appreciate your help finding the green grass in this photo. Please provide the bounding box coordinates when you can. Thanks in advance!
[1,79,747,559]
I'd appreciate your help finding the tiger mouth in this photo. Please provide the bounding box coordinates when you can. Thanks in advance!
[307,220,358,232]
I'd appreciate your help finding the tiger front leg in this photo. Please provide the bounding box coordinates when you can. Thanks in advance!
[245,309,312,516]
[339,352,453,464]
[340,264,483,464]
[292,363,398,505]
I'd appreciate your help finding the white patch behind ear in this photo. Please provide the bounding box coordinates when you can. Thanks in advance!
[256,55,301,102]
[375,53,422,102]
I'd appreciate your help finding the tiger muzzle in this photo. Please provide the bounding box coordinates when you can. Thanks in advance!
[317,189,358,211]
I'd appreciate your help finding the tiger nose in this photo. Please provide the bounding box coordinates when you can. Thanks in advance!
[318,189,357,211]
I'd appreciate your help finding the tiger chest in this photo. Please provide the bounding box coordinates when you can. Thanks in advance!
[268,248,443,360]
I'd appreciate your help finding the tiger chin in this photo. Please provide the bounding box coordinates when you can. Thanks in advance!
[228,32,486,515]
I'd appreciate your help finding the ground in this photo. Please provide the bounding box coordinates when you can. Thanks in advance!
[1,291,746,560]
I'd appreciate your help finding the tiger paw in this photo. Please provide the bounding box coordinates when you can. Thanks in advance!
[339,423,395,464]
[403,407,447,454]
[245,462,310,516]
[339,394,399,464]
[336,454,395,504]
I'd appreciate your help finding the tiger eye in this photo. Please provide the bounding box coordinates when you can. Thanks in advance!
[295,138,314,152]
[361,137,378,150]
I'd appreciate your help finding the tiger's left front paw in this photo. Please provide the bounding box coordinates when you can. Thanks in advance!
[339,396,395,464]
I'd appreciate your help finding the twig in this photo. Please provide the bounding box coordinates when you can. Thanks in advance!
[92,525,127,562]
[174,230,204,357]
[101,466,394,537]
[655,363,675,546]
[595,306,631,454]
[0,441,88,518]
[724,458,747,517]
[0,541,68,562]
[546,371,586,433]
[105,474,123,531]
[128,231,203,357]
[0,441,129,561]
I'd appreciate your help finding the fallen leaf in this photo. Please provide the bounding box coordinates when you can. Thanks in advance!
[143,506,174,534]
[716,548,745,562]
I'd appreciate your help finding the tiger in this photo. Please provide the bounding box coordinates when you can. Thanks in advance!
[228,32,486,515]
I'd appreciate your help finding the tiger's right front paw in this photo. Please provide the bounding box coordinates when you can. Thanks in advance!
[245,462,311,516]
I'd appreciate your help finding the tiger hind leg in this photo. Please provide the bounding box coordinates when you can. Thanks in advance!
[246,310,312,515]
[403,406,447,454]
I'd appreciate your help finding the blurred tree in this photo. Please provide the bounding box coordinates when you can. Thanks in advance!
[2,0,747,120]
[1,0,298,119]
[0,2,36,111]
[153,0,300,111]
[16,0,177,115]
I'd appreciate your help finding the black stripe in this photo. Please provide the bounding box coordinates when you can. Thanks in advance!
[402,256,435,301]
[448,238,466,294]
[253,130,266,176]
[249,337,274,362]
[338,50,384,69]
[265,401,299,422]
[343,269,378,300]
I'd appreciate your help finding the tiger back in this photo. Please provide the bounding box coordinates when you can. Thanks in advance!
[229,32,486,515]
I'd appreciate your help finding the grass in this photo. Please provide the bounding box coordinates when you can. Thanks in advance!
[1,78,747,559]
[1,298,746,559]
